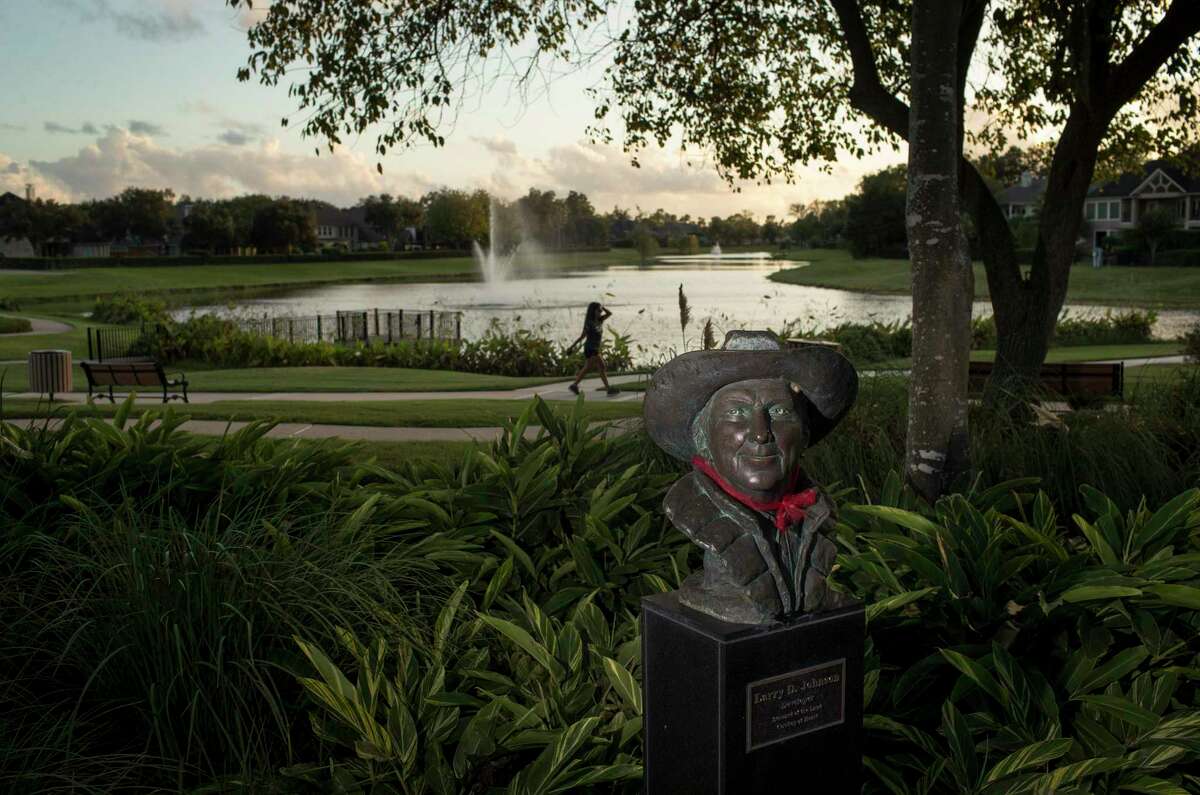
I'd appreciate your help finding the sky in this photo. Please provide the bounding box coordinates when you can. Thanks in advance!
[0,0,906,218]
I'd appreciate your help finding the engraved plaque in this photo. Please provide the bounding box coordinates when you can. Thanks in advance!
[745,658,846,751]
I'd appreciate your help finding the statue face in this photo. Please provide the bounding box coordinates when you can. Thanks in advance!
[705,378,809,502]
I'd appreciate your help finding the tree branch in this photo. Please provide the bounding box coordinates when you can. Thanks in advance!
[828,0,909,139]
[1102,0,1200,119]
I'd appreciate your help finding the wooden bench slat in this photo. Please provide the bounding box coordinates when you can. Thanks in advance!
[80,360,188,403]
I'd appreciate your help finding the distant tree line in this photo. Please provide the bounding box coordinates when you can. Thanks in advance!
[0,184,810,257]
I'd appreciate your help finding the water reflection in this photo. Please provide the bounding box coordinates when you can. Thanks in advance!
[182,261,1197,361]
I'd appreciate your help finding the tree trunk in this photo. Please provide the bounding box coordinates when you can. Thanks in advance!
[981,117,1101,403]
[904,0,973,503]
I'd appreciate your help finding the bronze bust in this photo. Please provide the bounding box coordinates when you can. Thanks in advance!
[643,331,859,625]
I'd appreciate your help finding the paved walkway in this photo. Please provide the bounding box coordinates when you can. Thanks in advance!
[0,315,73,336]
[7,374,648,404]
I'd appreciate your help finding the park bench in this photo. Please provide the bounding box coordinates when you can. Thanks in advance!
[80,359,189,403]
[968,361,1123,403]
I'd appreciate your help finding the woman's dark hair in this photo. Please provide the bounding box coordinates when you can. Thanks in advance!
[585,302,602,324]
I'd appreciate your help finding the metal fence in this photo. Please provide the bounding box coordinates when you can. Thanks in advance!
[87,325,146,361]
[230,308,463,345]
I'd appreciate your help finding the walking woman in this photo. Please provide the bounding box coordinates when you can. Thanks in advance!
[567,302,619,395]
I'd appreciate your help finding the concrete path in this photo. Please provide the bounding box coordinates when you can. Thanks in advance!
[7,374,648,404]
[0,315,73,336]
[1095,354,1189,366]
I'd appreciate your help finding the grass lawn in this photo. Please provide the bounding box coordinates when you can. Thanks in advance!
[770,248,1200,309]
[0,364,571,394]
[0,397,643,427]
[0,250,640,304]
[0,314,94,361]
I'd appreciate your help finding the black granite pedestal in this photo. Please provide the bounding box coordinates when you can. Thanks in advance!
[642,592,864,794]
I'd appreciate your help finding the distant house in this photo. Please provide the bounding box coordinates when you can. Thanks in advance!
[996,173,1046,219]
[314,205,385,250]
[72,241,111,258]
[1084,160,1200,247]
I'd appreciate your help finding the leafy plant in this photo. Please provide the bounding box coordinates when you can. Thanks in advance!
[838,478,1200,793]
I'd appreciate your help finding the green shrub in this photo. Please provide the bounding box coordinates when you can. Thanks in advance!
[5,381,1200,791]
[1153,248,1200,268]
[0,317,32,334]
[1053,309,1157,346]
[838,479,1200,792]
[91,293,170,325]
[968,310,1157,350]
[137,315,636,377]
[1185,324,1200,363]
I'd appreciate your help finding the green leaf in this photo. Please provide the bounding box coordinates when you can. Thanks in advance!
[510,716,601,795]
[1117,775,1192,795]
[854,504,945,538]
[1076,694,1160,731]
[866,587,939,622]
[1144,584,1200,610]
[1127,489,1200,559]
[984,738,1073,783]
[479,614,564,680]
[1074,515,1121,565]
[1061,585,1143,603]
[941,700,979,791]
[1079,647,1148,695]
[941,648,1007,707]
[600,655,643,715]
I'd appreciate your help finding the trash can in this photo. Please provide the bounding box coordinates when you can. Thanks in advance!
[27,349,73,401]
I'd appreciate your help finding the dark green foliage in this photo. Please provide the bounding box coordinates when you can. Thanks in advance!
[90,293,170,325]
[971,310,1157,350]
[137,315,636,377]
[0,317,32,334]
[1186,324,1200,363]
[777,319,912,365]
[844,166,909,260]
[1152,249,1200,268]
[807,373,1200,516]
[5,374,1200,790]
[839,478,1200,793]
[0,400,682,791]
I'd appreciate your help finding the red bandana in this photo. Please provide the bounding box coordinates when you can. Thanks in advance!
[691,456,818,535]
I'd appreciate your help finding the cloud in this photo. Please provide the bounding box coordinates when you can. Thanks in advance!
[0,154,70,202]
[0,123,25,132]
[44,120,102,135]
[182,100,266,144]
[22,127,436,206]
[128,120,165,136]
[472,136,519,158]
[50,0,203,43]
[218,130,252,147]
[468,138,903,219]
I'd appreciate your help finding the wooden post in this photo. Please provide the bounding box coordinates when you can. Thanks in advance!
[374,308,380,338]
[317,314,323,342]
[429,309,435,340]
[363,311,369,343]
[289,318,294,344]
[399,309,404,340]
[87,327,94,360]
[456,313,462,340]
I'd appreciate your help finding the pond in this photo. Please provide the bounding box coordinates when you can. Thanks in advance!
[183,258,1198,361]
